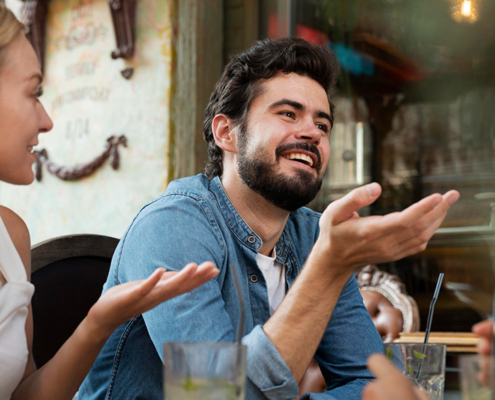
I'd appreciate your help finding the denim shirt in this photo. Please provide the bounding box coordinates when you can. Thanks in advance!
[79,174,382,400]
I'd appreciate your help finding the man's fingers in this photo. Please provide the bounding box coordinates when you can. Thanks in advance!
[390,210,449,259]
[444,190,460,206]
[361,382,380,400]
[474,320,493,356]
[477,338,492,356]
[383,193,443,235]
[367,353,403,381]
[329,183,381,224]
[473,319,493,338]
[380,190,459,247]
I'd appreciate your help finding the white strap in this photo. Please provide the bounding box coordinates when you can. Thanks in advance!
[0,215,28,283]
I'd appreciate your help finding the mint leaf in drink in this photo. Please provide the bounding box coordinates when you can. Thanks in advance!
[386,347,393,359]
[406,364,414,375]
[413,350,426,360]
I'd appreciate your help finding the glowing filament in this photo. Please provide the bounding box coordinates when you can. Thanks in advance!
[461,1,472,16]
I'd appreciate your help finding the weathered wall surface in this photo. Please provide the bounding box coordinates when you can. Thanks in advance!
[1,0,174,244]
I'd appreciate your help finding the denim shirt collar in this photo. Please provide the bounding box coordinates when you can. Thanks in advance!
[209,176,293,265]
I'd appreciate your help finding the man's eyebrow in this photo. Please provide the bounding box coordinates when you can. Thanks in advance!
[269,98,332,125]
[269,99,304,111]
[316,111,332,126]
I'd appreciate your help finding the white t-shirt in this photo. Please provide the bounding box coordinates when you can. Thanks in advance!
[256,249,286,315]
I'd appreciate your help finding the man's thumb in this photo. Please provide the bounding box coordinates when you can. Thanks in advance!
[331,183,381,224]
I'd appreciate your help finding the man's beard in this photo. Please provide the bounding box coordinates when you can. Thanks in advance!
[237,133,324,212]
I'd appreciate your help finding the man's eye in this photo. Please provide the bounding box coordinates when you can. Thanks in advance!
[35,85,43,98]
[280,111,295,118]
[316,123,329,133]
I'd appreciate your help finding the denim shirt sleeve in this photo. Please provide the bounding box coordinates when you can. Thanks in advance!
[114,194,298,399]
[300,276,383,399]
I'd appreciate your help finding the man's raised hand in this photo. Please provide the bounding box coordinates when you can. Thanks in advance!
[316,183,459,273]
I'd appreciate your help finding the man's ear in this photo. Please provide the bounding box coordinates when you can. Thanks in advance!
[212,114,237,153]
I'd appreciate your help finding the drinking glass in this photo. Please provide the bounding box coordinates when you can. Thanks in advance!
[460,355,495,400]
[163,341,247,400]
[383,343,446,400]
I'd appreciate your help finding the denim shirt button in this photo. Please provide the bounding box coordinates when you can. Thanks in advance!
[248,236,256,244]
[250,274,258,283]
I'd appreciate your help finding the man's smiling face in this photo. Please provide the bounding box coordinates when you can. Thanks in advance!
[236,72,332,211]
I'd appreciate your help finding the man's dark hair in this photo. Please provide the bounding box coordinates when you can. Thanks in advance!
[203,37,339,179]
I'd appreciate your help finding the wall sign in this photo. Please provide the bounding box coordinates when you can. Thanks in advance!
[21,0,136,78]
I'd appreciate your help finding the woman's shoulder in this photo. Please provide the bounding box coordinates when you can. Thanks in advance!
[0,206,31,275]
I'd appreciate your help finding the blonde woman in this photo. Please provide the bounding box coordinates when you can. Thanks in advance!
[0,4,218,399]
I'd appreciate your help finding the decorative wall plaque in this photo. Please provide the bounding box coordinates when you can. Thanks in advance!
[34,135,127,181]
[21,0,136,77]
[0,0,174,245]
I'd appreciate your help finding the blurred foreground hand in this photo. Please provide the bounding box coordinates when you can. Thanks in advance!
[362,354,430,400]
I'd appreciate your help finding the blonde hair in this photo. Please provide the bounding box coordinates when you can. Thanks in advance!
[0,2,25,69]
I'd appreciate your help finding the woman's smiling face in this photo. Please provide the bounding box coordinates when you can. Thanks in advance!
[0,33,53,185]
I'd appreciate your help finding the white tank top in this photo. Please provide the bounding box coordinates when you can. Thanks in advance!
[0,215,34,400]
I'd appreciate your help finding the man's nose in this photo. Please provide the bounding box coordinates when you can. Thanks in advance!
[294,119,321,145]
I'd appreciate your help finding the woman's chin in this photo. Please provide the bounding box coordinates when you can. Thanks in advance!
[1,170,36,186]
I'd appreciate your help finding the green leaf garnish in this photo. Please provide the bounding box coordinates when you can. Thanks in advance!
[413,350,426,360]
[386,348,393,359]
[183,376,197,391]
[406,364,414,375]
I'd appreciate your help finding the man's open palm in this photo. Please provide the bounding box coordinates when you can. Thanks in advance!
[318,182,459,271]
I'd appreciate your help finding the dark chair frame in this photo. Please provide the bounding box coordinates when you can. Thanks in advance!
[31,234,119,273]
[30,234,119,367]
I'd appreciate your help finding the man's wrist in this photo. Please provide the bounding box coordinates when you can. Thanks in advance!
[308,238,352,282]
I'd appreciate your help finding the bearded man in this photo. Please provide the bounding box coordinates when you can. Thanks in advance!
[80,37,459,400]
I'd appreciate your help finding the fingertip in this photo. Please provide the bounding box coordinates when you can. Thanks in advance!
[472,320,487,333]
[184,262,199,271]
[444,190,460,206]
[472,320,492,335]
[148,267,166,281]
[367,353,386,370]
[208,268,220,278]
[365,183,381,199]
[197,261,216,272]
[430,194,442,209]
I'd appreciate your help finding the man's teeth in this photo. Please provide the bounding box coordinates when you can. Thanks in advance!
[284,153,314,167]
[27,146,33,153]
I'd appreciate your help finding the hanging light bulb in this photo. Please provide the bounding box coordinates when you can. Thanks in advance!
[449,0,480,23]
[461,0,472,16]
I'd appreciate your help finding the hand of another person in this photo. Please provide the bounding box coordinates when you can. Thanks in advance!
[473,319,493,356]
[362,354,430,400]
[316,183,459,274]
[87,262,218,335]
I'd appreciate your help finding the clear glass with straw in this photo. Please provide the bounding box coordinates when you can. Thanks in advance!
[163,265,247,400]
[383,273,446,400]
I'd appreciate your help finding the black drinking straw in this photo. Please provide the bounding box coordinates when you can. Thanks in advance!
[416,273,444,380]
